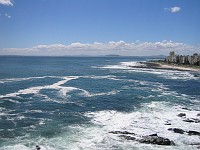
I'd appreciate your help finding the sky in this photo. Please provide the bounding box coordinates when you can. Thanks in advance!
[0,0,200,56]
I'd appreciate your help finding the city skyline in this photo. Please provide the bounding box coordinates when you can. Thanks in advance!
[0,0,200,56]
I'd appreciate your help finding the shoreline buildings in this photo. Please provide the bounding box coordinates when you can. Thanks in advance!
[165,51,200,66]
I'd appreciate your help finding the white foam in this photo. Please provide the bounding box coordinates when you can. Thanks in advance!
[80,90,119,97]
[85,75,118,80]
[0,76,57,84]
[1,101,199,149]
[98,61,144,70]
[0,76,79,99]
[81,101,200,149]
[0,144,55,150]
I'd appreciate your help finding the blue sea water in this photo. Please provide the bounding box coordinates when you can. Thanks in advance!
[0,56,199,150]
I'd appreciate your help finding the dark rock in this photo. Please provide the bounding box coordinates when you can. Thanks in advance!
[149,134,158,136]
[189,143,200,145]
[183,118,200,123]
[165,122,171,125]
[197,113,200,117]
[138,135,175,146]
[111,131,175,146]
[183,119,195,123]
[109,131,135,135]
[168,128,185,134]
[119,135,136,140]
[177,113,186,117]
[193,119,200,123]
[181,107,191,111]
[187,131,200,136]
[36,145,41,150]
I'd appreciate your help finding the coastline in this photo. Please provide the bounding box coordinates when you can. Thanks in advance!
[129,61,200,72]
[151,62,200,72]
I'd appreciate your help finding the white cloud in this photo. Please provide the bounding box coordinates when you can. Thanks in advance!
[5,13,11,18]
[171,7,181,13]
[2,41,199,56]
[0,0,13,6]
[165,7,181,13]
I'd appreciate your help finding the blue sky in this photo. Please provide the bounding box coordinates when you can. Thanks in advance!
[0,0,200,56]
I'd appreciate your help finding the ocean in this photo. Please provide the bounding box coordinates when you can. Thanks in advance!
[0,56,199,150]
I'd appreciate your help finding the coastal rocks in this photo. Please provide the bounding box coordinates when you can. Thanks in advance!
[188,131,200,136]
[109,131,175,146]
[119,135,136,140]
[138,135,175,146]
[36,145,41,150]
[183,118,200,123]
[165,122,171,125]
[108,112,200,147]
[109,131,135,135]
[164,121,171,125]
[177,113,186,117]
[176,111,200,123]
[181,107,191,111]
[168,128,200,136]
[168,128,185,134]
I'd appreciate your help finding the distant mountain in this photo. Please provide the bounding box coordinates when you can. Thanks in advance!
[104,54,121,57]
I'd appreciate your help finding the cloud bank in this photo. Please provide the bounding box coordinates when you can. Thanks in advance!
[165,6,181,13]
[0,0,13,6]
[2,41,199,56]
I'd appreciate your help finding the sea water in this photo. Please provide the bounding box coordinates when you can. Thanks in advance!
[0,56,199,150]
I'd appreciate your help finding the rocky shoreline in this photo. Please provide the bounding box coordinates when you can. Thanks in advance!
[128,62,200,72]
[109,111,200,148]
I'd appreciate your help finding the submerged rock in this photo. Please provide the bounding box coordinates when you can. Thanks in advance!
[187,131,200,136]
[165,121,171,125]
[168,128,200,136]
[109,131,175,146]
[177,113,186,117]
[149,134,158,136]
[119,135,136,140]
[109,131,135,135]
[36,145,41,150]
[138,135,175,146]
[181,107,191,111]
[183,118,200,123]
[168,128,185,134]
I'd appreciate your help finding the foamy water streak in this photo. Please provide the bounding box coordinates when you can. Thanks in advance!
[0,76,57,84]
[0,75,122,99]
[0,76,79,98]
